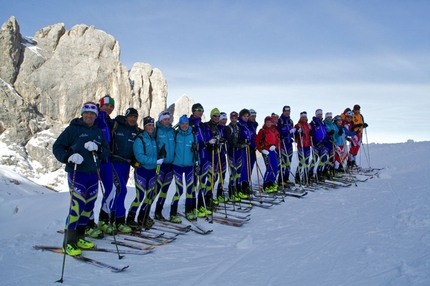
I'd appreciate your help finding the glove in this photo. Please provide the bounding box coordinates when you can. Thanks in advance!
[338,129,344,135]
[269,145,276,151]
[328,130,335,135]
[68,153,84,164]
[261,150,269,155]
[156,158,164,165]
[364,123,368,128]
[84,141,98,152]
[297,128,302,133]
[346,137,352,142]
[208,138,217,144]
[290,128,296,134]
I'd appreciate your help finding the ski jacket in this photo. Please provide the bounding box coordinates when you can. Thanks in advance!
[173,126,196,167]
[341,120,357,137]
[294,121,312,148]
[110,115,141,164]
[217,124,227,154]
[133,131,158,170]
[255,125,280,151]
[324,119,337,142]
[225,123,242,150]
[248,120,259,149]
[188,115,210,150]
[277,114,295,144]
[155,120,175,164]
[332,124,346,147]
[206,119,221,152]
[310,116,329,146]
[95,111,113,145]
[53,118,110,173]
[238,118,252,148]
[352,113,365,133]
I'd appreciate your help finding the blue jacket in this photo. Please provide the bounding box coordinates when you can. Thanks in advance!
[110,115,141,164]
[248,120,258,149]
[278,115,294,144]
[310,116,329,145]
[155,121,175,164]
[238,118,252,146]
[173,126,196,167]
[53,118,110,173]
[133,131,157,170]
[95,111,112,144]
[332,124,347,147]
[324,119,337,142]
[188,115,210,150]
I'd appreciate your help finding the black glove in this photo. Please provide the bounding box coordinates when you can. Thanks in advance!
[338,129,343,135]
[355,123,363,128]
[364,123,368,128]
[328,130,335,135]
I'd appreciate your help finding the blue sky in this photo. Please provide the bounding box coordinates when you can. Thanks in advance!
[2,0,429,143]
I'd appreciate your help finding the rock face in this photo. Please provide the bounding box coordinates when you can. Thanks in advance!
[167,94,197,124]
[0,16,170,188]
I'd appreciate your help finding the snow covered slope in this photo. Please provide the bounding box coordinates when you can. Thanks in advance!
[0,141,429,286]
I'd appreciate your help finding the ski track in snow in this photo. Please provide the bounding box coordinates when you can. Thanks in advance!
[1,142,430,285]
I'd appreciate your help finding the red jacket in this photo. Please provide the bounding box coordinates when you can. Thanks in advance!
[255,125,280,151]
[294,121,312,147]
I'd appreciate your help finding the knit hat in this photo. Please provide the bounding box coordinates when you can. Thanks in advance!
[271,113,279,117]
[230,111,238,118]
[325,112,332,118]
[178,115,189,125]
[99,96,115,107]
[125,108,138,117]
[158,111,171,121]
[315,109,323,116]
[353,104,361,110]
[192,103,204,112]
[283,105,290,112]
[249,109,257,116]
[81,102,98,116]
[220,112,227,120]
[300,111,307,118]
[239,109,250,117]
[264,116,272,123]
[210,108,220,117]
[143,116,154,127]
[333,115,342,122]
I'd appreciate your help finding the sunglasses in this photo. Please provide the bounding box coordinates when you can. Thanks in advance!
[212,114,220,117]
[84,104,97,110]
[193,108,204,112]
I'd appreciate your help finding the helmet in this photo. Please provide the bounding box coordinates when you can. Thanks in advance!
[345,111,354,117]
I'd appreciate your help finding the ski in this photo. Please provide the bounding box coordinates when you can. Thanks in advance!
[155,220,192,232]
[178,212,213,235]
[221,203,253,213]
[33,246,129,272]
[324,179,352,187]
[281,188,308,198]
[213,213,250,223]
[213,209,251,220]
[33,244,152,255]
[212,216,245,227]
[121,236,171,246]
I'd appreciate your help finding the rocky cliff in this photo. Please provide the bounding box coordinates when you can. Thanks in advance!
[0,16,171,188]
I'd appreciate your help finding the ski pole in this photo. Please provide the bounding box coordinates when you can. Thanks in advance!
[92,152,123,260]
[56,163,77,283]
[217,146,228,218]
[254,154,263,203]
[277,148,286,202]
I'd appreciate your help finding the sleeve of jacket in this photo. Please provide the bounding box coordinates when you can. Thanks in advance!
[52,126,75,163]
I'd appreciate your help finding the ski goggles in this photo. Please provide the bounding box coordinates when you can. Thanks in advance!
[81,103,98,116]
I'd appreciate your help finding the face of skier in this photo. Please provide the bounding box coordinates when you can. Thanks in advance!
[82,112,97,127]
[241,114,249,122]
[283,110,290,117]
[325,116,332,122]
[180,122,188,131]
[100,103,114,116]
[192,107,204,118]
[219,118,227,126]
[145,123,154,135]
[125,115,138,126]
[230,115,238,125]
[345,115,352,123]
[335,120,342,127]
[160,118,171,127]
[300,115,307,123]
[249,114,256,122]
[265,120,273,128]
[211,113,220,123]
[271,116,279,125]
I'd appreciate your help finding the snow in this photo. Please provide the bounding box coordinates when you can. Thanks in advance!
[1,142,430,285]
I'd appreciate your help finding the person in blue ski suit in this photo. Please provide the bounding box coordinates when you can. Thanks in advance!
[323,112,337,179]
[109,107,141,233]
[277,105,296,185]
[238,108,253,198]
[53,102,110,256]
[127,116,163,230]
[153,111,176,221]
[310,109,330,181]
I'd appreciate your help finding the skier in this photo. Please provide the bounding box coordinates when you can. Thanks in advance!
[310,109,330,181]
[109,107,141,233]
[126,116,163,230]
[255,116,281,193]
[341,110,359,168]
[323,112,336,179]
[205,108,222,208]
[237,108,253,198]
[215,112,228,203]
[294,111,313,184]
[153,111,176,221]
[170,115,198,222]
[188,103,212,218]
[86,96,116,237]
[247,109,259,187]
[277,106,296,185]
[52,101,110,256]
[332,115,348,173]
[350,104,368,167]
[224,111,243,202]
